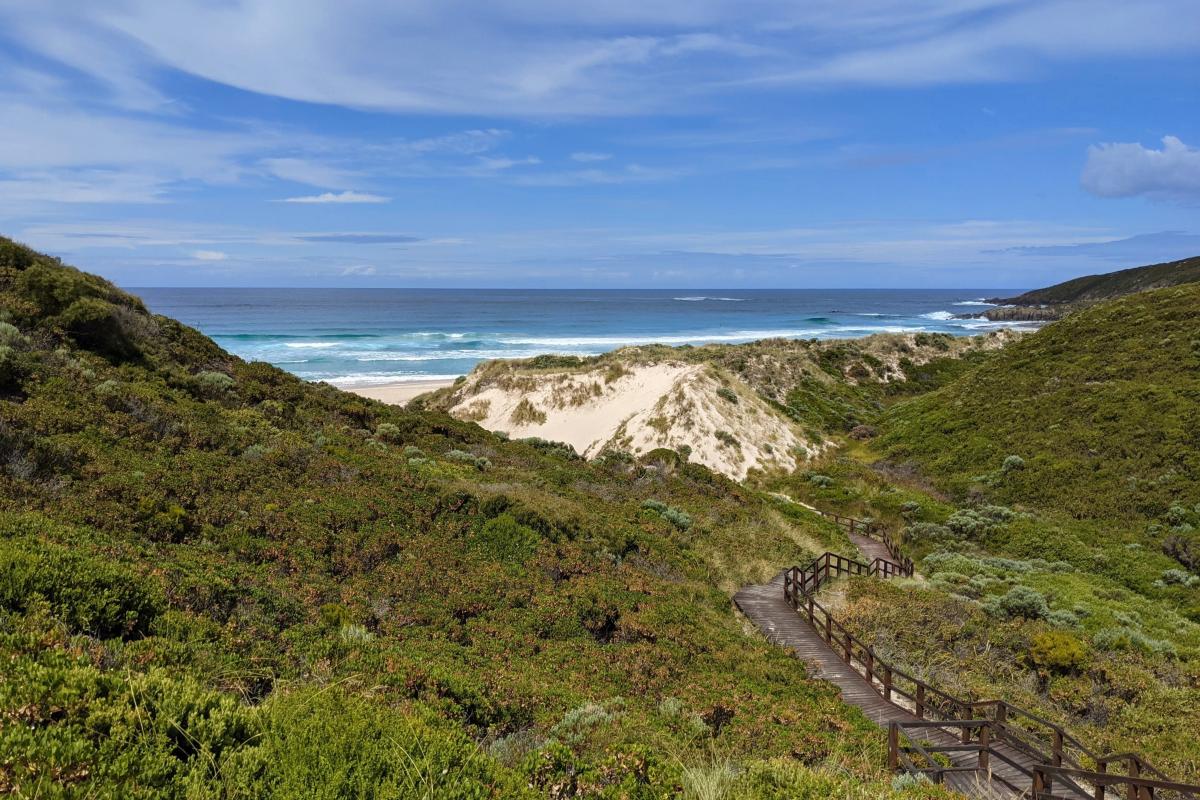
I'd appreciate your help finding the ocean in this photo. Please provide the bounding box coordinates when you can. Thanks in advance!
[135,288,1021,386]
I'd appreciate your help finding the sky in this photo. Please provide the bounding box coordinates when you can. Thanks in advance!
[0,1,1198,289]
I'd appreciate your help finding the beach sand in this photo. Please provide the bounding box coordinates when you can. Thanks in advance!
[338,379,457,405]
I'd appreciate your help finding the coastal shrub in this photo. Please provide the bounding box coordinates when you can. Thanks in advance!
[511,398,547,425]
[518,436,580,460]
[470,513,539,564]
[0,345,29,391]
[906,522,955,546]
[375,422,404,442]
[808,474,833,489]
[995,585,1049,620]
[549,699,625,746]
[0,536,161,638]
[446,449,477,463]
[195,370,235,396]
[1161,568,1200,588]
[57,298,141,360]
[1002,455,1026,473]
[1092,626,1177,657]
[716,386,738,404]
[681,759,737,800]
[714,430,740,448]
[403,445,423,457]
[1027,629,1089,673]
[642,499,693,531]
[945,506,1014,539]
[0,321,24,346]
[244,689,527,798]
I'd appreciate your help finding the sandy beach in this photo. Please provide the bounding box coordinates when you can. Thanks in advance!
[338,378,457,404]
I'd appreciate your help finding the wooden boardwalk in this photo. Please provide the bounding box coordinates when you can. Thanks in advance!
[734,533,1087,799]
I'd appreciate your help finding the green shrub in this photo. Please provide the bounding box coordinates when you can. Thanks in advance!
[56,297,140,360]
[716,386,738,404]
[1092,626,1178,656]
[195,370,235,396]
[375,422,403,442]
[642,499,693,531]
[1001,454,1026,473]
[0,537,161,638]
[1027,629,1089,673]
[808,474,833,488]
[470,514,539,563]
[996,585,1049,620]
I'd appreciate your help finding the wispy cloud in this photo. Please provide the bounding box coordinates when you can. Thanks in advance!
[570,152,612,162]
[192,249,228,261]
[513,164,687,186]
[281,190,391,204]
[297,233,421,244]
[6,2,1197,116]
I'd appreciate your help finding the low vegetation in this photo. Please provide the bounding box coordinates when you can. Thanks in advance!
[0,237,925,798]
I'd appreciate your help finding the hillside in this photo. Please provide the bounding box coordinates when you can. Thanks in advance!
[879,283,1200,520]
[991,255,1200,306]
[424,332,1015,481]
[0,237,944,797]
[963,255,1200,322]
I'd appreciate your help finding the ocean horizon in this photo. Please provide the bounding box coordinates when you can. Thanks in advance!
[135,288,1031,386]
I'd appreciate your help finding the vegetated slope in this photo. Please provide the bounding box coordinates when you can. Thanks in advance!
[425,331,1015,482]
[992,255,1200,306]
[879,284,1200,520]
[0,237,936,798]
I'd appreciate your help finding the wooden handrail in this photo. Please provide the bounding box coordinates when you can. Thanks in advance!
[784,527,1195,798]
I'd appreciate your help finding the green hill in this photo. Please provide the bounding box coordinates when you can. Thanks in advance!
[0,237,935,797]
[879,283,1200,520]
[991,255,1200,306]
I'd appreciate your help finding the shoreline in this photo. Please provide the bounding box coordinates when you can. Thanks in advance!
[335,378,458,404]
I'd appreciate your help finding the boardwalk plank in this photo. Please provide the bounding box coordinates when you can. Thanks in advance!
[734,550,1091,800]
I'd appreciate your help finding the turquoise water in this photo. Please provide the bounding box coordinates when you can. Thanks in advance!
[135,288,1022,386]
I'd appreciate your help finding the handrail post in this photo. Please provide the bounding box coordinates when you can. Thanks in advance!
[915,684,925,719]
[978,722,990,772]
[1094,760,1106,800]
[824,614,832,643]
[1033,767,1046,799]
[1053,729,1063,767]
[882,666,892,702]
[864,648,874,686]
[843,630,852,662]
[806,596,814,624]
[1126,757,1139,800]
[888,722,899,771]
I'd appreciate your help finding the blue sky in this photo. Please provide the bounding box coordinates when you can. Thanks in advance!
[0,1,1197,289]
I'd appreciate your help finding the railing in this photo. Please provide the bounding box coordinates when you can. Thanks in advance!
[783,541,1199,799]
[1034,762,1200,800]
[816,509,914,576]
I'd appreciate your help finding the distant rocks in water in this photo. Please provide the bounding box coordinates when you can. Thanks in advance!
[954,305,1069,322]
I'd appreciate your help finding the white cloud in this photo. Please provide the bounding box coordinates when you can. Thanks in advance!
[5,1,1196,116]
[192,249,228,261]
[570,152,612,162]
[340,264,378,276]
[260,157,358,189]
[514,164,687,186]
[1081,136,1200,201]
[281,190,391,204]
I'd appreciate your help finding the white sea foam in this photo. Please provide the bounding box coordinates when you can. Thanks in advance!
[284,342,339,349]
[920,311,955,320]
[952,299,997,306]
[311,373,463,386]
[673,296,745,302]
